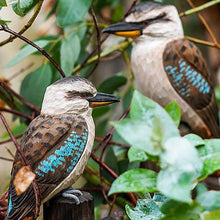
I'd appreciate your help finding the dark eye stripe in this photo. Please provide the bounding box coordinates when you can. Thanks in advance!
[129,12,170,25]
[65,90,93,100]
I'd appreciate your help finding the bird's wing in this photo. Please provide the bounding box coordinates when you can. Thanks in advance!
[163,38,220,137]
[7,114,89,220]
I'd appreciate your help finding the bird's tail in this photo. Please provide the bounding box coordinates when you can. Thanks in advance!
[6,209,35,220]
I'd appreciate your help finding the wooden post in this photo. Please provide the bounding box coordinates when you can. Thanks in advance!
[43,192,94,220]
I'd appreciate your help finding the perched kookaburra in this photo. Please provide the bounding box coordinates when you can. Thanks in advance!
[103,1,220,138]
[7,76,119,220]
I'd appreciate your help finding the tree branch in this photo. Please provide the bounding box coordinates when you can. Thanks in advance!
[185,0,218,45]
[0,25,66,78]
[179,0,220,17]
[0,114,41,219]
[0,107,33,120]
[85,6,101,78]
[0,80,40,113]
[185,36,220,49]
[72,39,133,74]
[0,0,44,46]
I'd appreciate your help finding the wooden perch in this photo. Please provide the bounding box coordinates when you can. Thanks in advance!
[43,192,94,220]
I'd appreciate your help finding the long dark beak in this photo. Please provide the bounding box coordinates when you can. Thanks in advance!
[87,92,120,108]
[102,21,143,38]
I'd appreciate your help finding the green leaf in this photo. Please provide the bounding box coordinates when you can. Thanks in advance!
[197,191,220,211]
[5,40,50,68]
[92,106,110,118]
[128,147,148,162]
[108,168,157,195]
[160,200,202,220]
[130,91,179,142]
[20,64,52,112]
[19,0,34,9]
[157,137,203,203]
[112,3,124,22]
[98,75,127,94]
[123,87,133,111]
[126,199,164,220]
[61,34,80,76]
[0,0,6,6]
[184,134,205,147]
[165,101,181,127]
[0,18,11,25]
[111,119,162,156]
[56,0,91,27]
[201,209,220,220]
[12,3,25,17]
[197,139,220,177]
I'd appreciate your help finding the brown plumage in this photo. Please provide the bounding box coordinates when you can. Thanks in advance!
[7,114,88,220]
[163,38,220,138]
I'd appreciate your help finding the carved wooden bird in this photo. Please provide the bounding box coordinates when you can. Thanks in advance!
[6,76,119,220]
[103,1,220,138]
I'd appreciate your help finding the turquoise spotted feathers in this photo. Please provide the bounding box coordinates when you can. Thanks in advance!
[35,129,88,177]
[165,58,210,97]
[163,38,220,138]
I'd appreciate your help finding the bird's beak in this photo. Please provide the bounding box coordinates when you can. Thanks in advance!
[87,92,120,108]
[102,21,143,38]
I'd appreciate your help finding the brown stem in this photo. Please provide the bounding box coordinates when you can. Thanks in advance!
[91,152,137,205]
[93,106,130,153]
[185,36,220,49]
[0,157,13,162]
[0,0,44,46]
[123,0,138,18]
[0,81,40,113]
[0,25,65,78]
[95,136,130,148]
[85,6,101,78]
[75,0,137,76]
[0,108,32,120]
[0,114,41,219]
[185,0,218,44]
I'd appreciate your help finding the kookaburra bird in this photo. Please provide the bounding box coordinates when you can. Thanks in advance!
[7,76,119,220]
[103,1,220,138]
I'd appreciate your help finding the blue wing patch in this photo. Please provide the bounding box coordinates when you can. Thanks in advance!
[35,129,88,177]
[165,58,210,98]
[8,195,12,214]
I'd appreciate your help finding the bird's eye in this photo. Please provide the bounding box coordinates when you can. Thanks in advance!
[143,20,149,26]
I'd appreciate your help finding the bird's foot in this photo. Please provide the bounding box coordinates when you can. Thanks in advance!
[61,186,83,205]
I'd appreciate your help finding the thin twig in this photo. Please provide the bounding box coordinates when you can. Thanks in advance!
[0,0,44,46]
[73,39,133,74]
[0,25,66,78]
[123,0,138,18]
[0,114,41,219]
[93,106,130,153]
[179,0,220,17]
[0,80,40,113]
[0,157,13,162]
[185,36,220,49]
[91,152,137,205]
[0,108,32,120]
[85,6,101,78]
[185,0,218,44]
[0,134,23,146]
[95,136,130,148]
[76,0,137,75]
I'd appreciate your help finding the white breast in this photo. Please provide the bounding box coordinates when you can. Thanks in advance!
[131,37,209,135]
